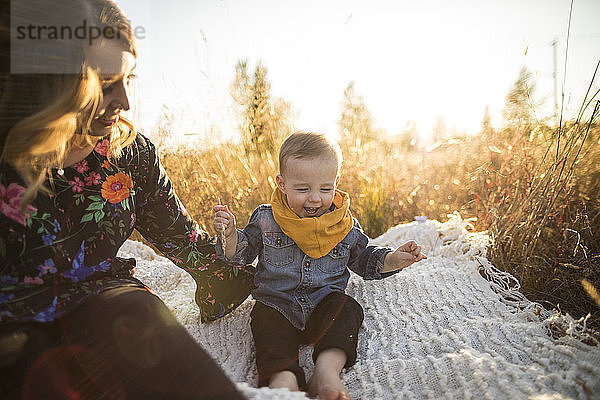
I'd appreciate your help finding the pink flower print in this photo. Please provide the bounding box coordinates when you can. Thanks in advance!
[69,176,84,193]
[188,230,198,242]
[211,254,217,262]
[130,213,136,229]
[84,171,101,186]
[0,182,37,226]
[73,159,89,173]
[94,139,110,156]
[23,276,44,285]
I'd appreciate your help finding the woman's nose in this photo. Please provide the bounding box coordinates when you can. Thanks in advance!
[112,80,130,111]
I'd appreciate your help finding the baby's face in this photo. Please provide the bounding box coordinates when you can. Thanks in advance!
[277,155,339,218]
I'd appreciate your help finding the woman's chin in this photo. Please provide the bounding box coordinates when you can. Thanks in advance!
[89,123,113,137]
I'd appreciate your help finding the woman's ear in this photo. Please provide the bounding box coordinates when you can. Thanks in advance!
[275,174,286,193]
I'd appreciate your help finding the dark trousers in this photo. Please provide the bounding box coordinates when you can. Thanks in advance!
[0,286,245,400]
[250,292,364,390]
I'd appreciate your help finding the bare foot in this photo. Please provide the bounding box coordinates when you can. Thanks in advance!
[307,365,351,400]
[308,348,351,399]
[269,370,299,392]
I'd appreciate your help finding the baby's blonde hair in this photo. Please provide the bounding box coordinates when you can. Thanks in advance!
[278,131,343,175]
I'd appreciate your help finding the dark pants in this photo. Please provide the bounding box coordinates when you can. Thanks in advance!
[250,292,364,390]
[0,286,245,400]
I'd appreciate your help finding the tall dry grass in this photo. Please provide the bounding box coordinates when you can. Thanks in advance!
[145,115,600,332]
[477,110,600,332]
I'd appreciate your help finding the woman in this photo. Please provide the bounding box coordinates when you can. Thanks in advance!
[0,0,251,398]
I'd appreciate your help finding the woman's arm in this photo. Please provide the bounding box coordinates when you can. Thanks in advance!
[132,134,252,321]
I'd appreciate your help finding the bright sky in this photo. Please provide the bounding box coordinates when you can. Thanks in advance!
[118,0,600,144]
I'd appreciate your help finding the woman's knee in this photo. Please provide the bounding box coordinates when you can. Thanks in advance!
[60,287,181,367]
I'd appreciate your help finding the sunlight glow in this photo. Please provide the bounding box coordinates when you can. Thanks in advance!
[118,0,600,145]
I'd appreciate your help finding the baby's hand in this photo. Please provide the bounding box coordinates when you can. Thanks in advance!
[213,205,236,238]
[397,240,427,262]
[382,240,427,272]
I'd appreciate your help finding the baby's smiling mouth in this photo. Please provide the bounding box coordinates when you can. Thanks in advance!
[304,207,319,215]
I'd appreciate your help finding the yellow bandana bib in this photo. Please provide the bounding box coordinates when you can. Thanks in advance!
[270,188,354,259]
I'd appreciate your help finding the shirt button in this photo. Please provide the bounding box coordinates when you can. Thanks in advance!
[304,260,310,267]
[276,238,282,246]
[299,298,306,302]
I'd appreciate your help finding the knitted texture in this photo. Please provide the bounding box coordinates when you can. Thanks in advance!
[120,213,600,400]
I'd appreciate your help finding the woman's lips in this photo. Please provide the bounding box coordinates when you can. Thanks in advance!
[96,114,119,126]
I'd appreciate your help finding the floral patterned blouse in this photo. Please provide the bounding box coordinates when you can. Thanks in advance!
[0,133,253,324]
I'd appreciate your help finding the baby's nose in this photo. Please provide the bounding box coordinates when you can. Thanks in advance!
[308,192,321,202]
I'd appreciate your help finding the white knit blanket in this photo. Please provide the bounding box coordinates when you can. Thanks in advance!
[119,214,600,400]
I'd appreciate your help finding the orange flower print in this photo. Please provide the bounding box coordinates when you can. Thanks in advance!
[101,172,133,204]
[101,160,111,169]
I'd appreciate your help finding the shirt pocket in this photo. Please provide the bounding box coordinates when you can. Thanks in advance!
[263,232,295,268]
[317,242,351,273]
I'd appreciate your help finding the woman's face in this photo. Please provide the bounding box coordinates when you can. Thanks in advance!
[86,39,136,137]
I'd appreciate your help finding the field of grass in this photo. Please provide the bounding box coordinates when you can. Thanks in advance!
[146,119,600,332]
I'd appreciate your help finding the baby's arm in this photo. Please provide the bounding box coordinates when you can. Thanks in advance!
[213,205,238,260]
[381,240,427,273]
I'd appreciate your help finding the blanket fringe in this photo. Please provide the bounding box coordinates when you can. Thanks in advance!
[445,213,599,346]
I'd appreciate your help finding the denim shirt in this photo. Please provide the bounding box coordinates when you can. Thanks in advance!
[217,204,396,330]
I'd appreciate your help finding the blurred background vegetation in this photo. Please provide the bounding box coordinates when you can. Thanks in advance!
[139,59,600,333]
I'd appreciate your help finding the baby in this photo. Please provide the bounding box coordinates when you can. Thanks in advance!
[214,131,426,400]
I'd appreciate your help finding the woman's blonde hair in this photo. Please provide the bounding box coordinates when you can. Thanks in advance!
[278,131,343,175]
[0,0,138,208]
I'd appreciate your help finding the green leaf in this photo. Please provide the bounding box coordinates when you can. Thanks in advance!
[81,213,94,223]
[89,195,103,202]
[94,210,105,223]
[86,202,104,211]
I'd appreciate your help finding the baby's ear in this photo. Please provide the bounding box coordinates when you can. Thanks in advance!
[275,174,286,192]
